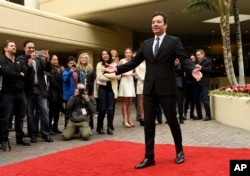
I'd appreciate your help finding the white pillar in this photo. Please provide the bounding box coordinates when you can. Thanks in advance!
[24,0,39,9]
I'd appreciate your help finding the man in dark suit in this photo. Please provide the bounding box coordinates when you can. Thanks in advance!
[103,11,202,169]
[193,49,212,121]
[17,40,53,143]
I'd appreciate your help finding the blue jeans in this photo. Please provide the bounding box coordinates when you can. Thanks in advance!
[0,91,26,142]
[27,87,50,138]
[196,84,211,117]
[97,85,115,130]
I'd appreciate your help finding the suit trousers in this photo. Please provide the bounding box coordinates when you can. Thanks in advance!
[143,93,183,159]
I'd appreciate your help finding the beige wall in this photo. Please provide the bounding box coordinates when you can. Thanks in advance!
[0,1,133,54]
[39,0,158,17]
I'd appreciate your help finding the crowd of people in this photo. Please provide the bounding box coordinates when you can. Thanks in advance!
[0,40,212,151]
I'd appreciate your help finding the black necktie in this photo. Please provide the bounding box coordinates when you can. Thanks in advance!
[154,37,160,56]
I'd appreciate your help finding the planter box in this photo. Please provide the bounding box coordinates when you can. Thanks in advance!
[210,94,250,131]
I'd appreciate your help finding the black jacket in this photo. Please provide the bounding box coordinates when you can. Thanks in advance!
[48,67,63,102]
[0,55,27,95]
[17,55,51,98]
[66,95,96,122]
[198,57,212,86]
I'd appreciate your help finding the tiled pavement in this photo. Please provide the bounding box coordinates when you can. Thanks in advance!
[1,102,250,166]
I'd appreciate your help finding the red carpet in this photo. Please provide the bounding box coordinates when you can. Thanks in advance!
[0,140,250,176]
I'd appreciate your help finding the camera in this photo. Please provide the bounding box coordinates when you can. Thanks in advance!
[78,88,86,95]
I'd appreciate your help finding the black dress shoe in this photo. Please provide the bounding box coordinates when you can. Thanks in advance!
[16,138,31,146]
[179,118,184,124]
[139,119,144,126]
[97,129,105,134]
[204,116,211,121]
[193,116,202,120]
[175,151,185,164]
[135,158,155,169]
[107,128,113,135]
[190,115,196,119]
[42,136,54,142]
[30,137,37,143]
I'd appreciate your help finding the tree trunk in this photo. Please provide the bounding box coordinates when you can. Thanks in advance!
[232,0,245,86]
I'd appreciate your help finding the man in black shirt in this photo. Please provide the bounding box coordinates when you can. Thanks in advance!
[0,40,31,148]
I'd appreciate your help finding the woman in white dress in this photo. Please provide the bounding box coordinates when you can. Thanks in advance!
[135,60,146,126]
[118,48,136,127]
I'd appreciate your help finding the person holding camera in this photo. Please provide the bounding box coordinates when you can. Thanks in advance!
[62,56,80,127]
[62,83,96,140]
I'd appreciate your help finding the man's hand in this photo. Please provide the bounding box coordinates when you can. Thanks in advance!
[27,58,33,67]
[192,68,202,81]
[43,50,50,62]
[102,64,117,73]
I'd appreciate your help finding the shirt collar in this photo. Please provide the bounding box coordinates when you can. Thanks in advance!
[155,33,166,41]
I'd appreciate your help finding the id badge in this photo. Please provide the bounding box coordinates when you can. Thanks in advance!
[81,108,87,115]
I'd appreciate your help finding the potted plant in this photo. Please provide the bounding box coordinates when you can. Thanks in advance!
[209,84,250,131]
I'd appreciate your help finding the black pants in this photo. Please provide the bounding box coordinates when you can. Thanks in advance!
[143,93,183,160]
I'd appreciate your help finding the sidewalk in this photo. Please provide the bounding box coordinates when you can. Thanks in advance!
[1,102,250,166]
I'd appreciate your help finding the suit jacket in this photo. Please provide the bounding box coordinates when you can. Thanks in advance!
[18,55,51,98]
[197,57,212,86]
[116,35,195,96]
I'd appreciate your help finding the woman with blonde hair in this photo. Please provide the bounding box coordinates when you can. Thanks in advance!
[118,48,136,128]
[76,52,96,129]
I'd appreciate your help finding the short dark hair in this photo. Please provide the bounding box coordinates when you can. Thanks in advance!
[3,40,14,48]
[67,56,76,63]
[152,11,168,24]
[23,39,34,47]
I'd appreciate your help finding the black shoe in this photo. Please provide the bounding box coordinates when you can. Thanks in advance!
[179,118,184,124]
[193,116,202,120]
[135,158,155,169]
[96,129,105,134]
[139,119,144,126]
[107,128,113,135]
[42,136,53,142]
[16,138,31,146]
[204,116,211,121]
[190,115,196,119]
[175,151,185,164]
[111,125,115,131]
[30,137,37,143]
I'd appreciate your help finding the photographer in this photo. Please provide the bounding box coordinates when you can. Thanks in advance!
[62,83,96,140]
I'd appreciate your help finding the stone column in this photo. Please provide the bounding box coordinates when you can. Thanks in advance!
[24,0,39,9]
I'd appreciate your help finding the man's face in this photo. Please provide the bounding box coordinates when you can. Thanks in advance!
[24,42,35,55]
[151,15,167,36]
[196,52,204,62]
[67,60,76,68]
[5,42,16,55]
